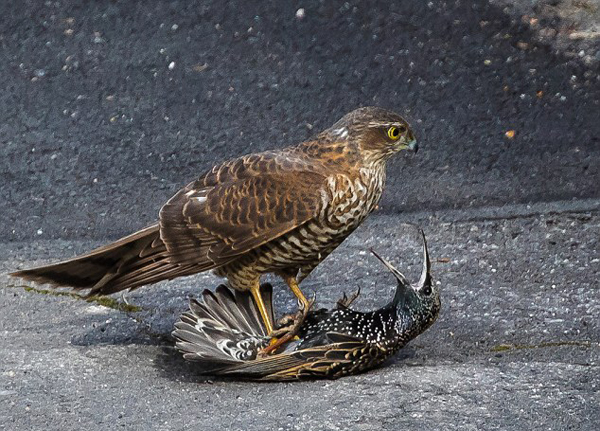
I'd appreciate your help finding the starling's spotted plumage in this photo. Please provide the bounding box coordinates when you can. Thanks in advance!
[172,230,440,381]
[11,107,417,334]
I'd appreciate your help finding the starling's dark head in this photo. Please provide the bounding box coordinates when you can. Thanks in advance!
[371,229,440,334]
[326,107,417,163]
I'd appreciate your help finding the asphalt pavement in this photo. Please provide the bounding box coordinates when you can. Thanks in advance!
[1,1,598,430]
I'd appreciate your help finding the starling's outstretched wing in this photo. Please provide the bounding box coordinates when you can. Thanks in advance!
[216,337,368,381]
[159,152,329,265]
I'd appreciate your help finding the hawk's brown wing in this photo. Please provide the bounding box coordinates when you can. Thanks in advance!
[11,152,330,295]
[159,152,329,266]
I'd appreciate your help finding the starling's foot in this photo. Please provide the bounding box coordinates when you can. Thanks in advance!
[259,297,315,356]
[336,288,361,309]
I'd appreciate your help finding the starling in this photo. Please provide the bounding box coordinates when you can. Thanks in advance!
[172,230,440,380]
[11,107,417,336]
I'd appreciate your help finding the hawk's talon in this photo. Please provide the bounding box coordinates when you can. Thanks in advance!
[300,294,316,312]
[259,300,315,356]
[275,314,296,329]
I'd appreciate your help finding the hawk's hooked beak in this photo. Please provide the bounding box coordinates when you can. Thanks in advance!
[407,139,418,153]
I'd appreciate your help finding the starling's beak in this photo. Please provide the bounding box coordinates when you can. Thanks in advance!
[414,229,431,292]
[369,249,412,305]
[370,249,409,285]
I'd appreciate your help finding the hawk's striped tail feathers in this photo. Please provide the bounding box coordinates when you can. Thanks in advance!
[9,224,208,296]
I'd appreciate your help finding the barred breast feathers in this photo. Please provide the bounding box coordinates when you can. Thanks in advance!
[324,165,386,228]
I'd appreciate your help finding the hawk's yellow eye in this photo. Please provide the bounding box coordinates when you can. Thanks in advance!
[387,126,401,140]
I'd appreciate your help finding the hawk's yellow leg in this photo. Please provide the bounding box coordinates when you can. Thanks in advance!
[282,274,310,311]
[250,284,274,335]
[259,275,310,355]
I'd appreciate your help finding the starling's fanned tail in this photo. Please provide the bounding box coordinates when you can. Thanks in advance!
[172,284,273,371]
[10,224,208,296]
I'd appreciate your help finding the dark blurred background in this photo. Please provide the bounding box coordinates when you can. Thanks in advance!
[1,0,598,242]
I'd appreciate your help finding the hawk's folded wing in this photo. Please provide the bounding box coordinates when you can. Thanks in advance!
[159,152,329,266]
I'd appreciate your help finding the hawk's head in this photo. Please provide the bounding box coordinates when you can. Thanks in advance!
[325,107,418,162]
